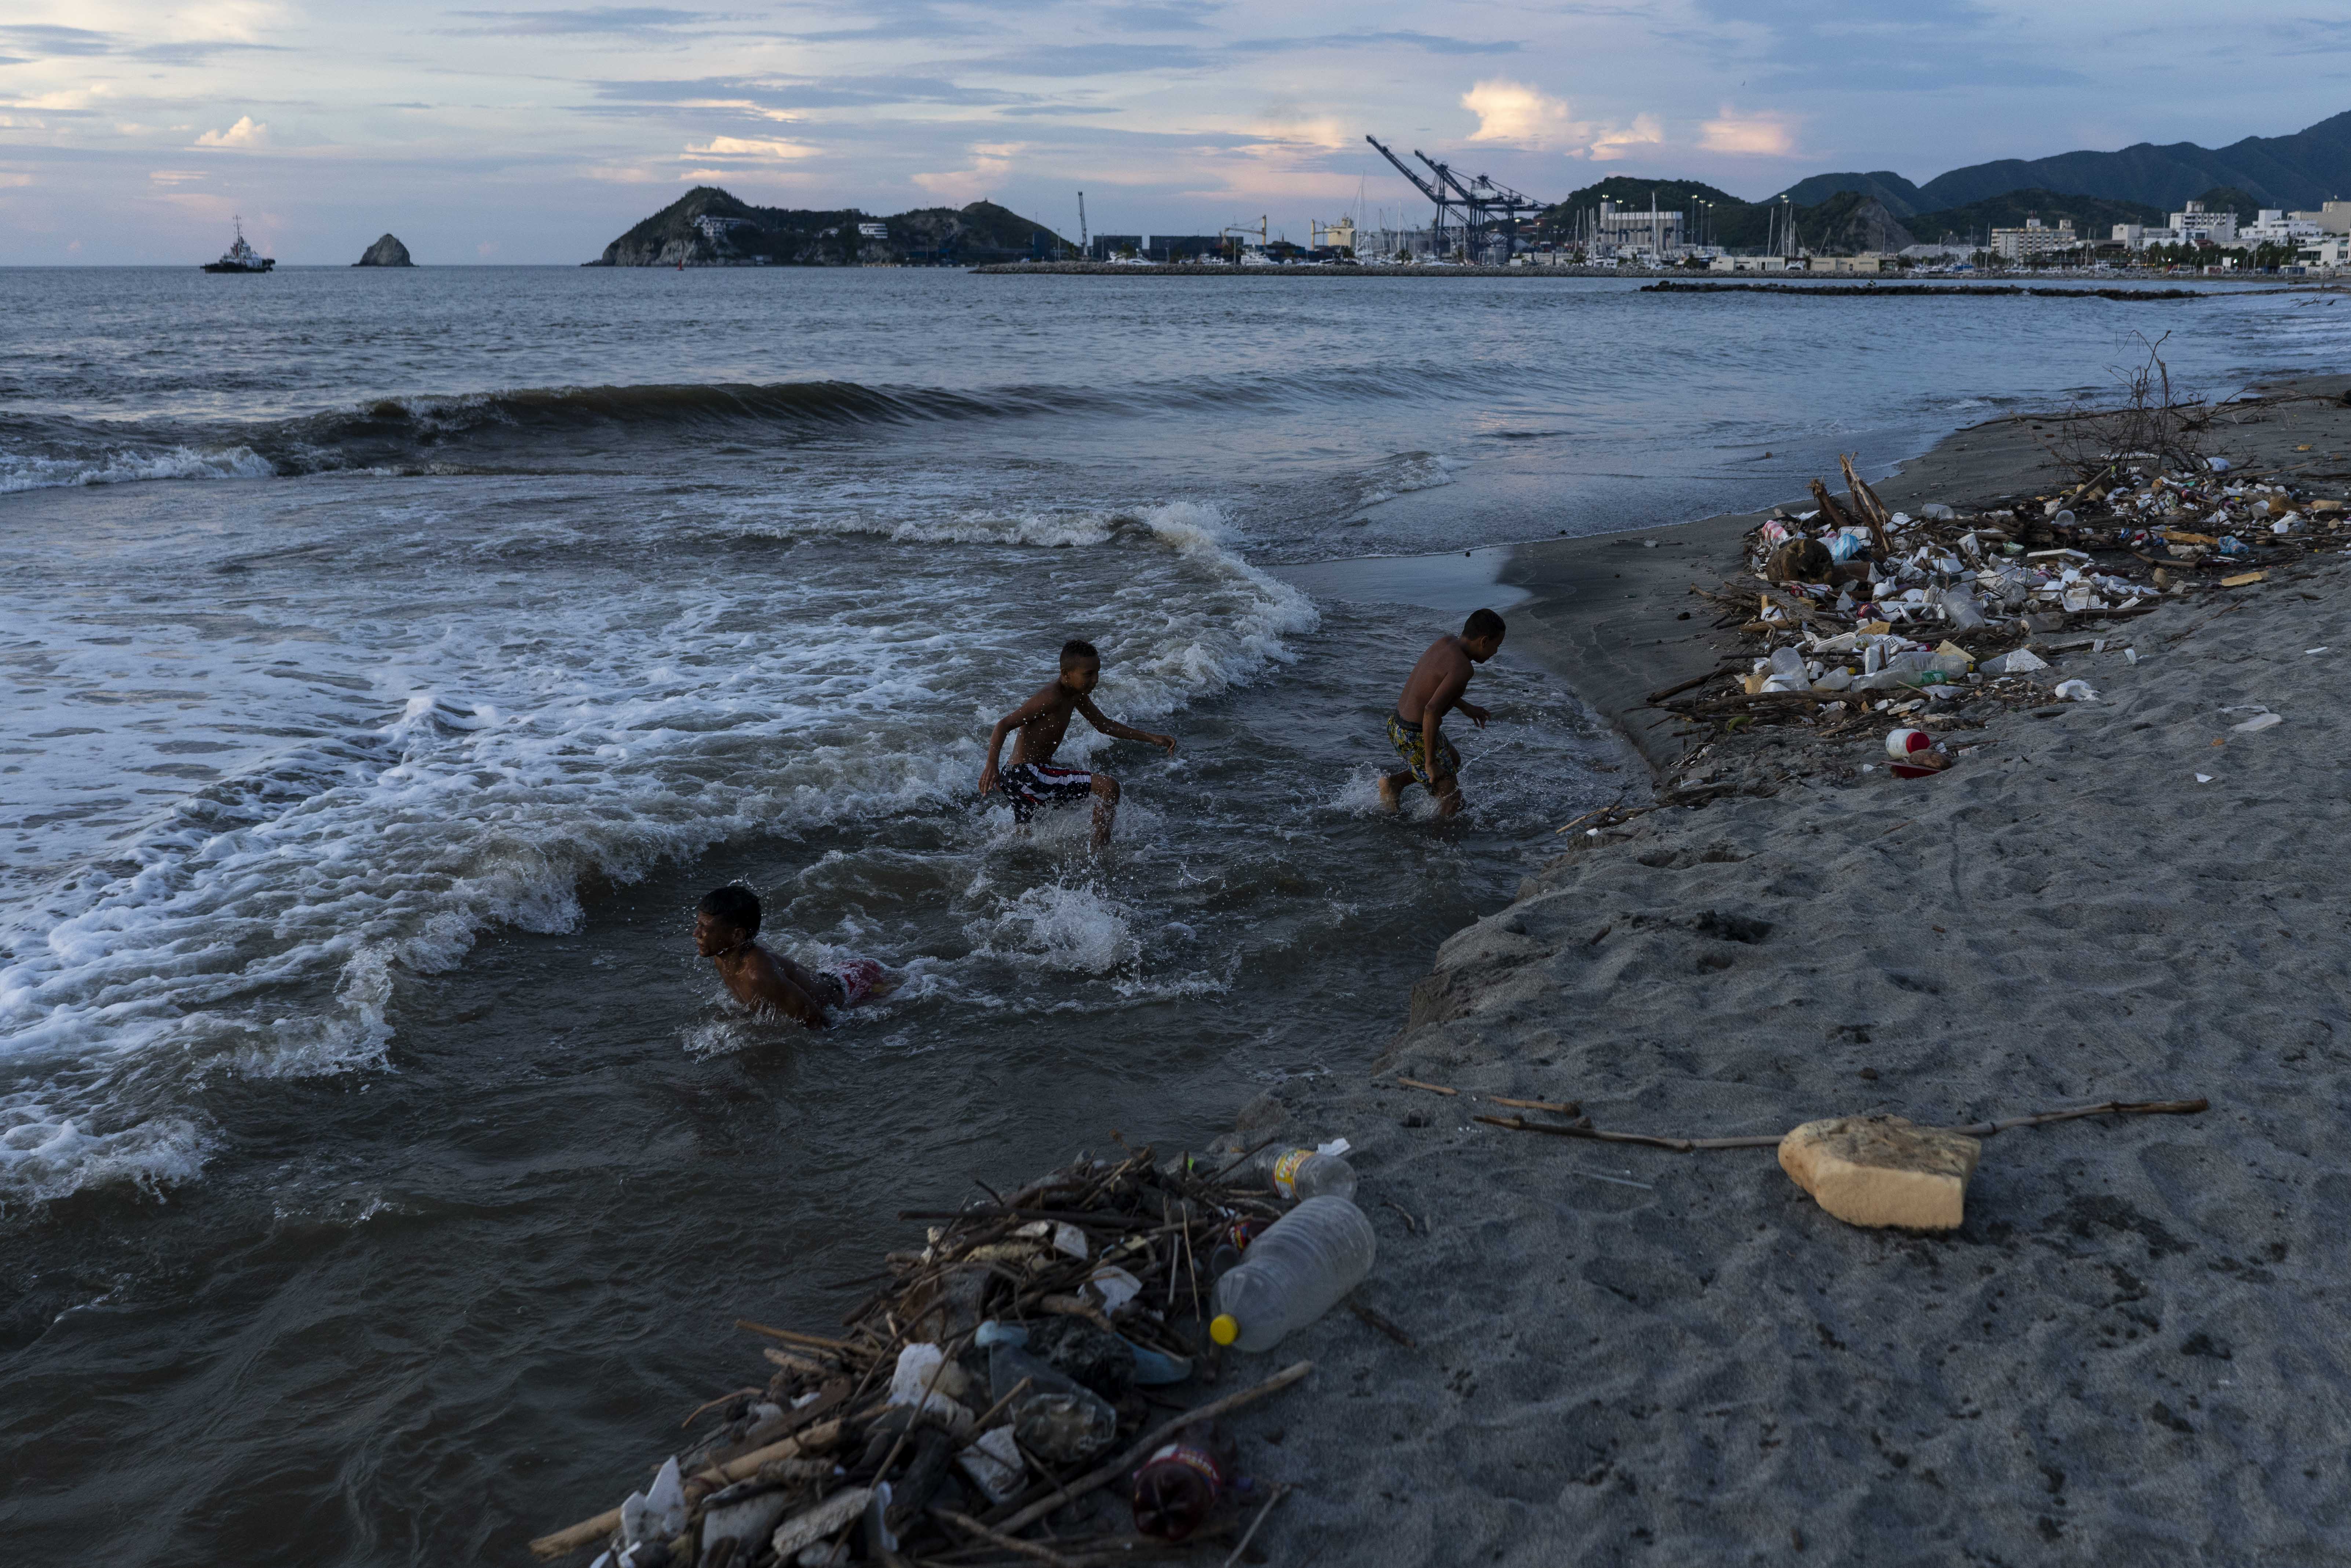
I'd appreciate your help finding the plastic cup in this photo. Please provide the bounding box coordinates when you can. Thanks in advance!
[1885,728,1933,758]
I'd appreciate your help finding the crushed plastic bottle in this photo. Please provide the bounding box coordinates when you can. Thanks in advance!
[1246,1142,1358,1203]
[986,1339,1118,1463]
[1208,1195,1376,1352]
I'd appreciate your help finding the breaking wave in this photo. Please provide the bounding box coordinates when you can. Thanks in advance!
[0,368,1468,494]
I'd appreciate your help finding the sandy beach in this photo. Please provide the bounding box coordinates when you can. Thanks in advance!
[1201,377,2351,1563]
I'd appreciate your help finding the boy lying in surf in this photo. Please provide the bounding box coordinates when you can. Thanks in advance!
[1379,607,1506,818]
[692,885,889,1028]
[978,639,1177,852]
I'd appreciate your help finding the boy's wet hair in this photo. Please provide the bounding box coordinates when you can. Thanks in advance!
[1463,607,1507,642]
[697,884,762,936]
[1060,639,1101,668]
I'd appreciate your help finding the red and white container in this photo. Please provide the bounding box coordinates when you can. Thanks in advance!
[1884,728,1934,758]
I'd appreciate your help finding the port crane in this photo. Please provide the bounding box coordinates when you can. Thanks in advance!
[1415,153,1543,263]
[1363,136,1545,262]
[1363,136,1461,259]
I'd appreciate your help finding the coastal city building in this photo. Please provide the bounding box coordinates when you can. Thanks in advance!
[1810,253,1888,274]
[692,214,756,244]
[2241,209,2323,245]
[1990,216,2077,260]
[1086,233,1143,261]
[2170,200,2238,245]
[856,222,888,240]
[1592,198,1686,256]
[2110,223,2182,249]
[1709,254,1794,272]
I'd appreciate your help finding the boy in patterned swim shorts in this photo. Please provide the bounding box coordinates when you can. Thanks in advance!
[692,885,891,1028]
[978,639,1177,852]
[1379,608,1506,819]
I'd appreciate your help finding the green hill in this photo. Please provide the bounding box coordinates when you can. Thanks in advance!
[587,187,1073,266]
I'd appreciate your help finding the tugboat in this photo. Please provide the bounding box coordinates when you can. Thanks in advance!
[202,216,274,273]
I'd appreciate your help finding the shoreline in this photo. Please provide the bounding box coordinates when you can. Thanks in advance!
[1206,372,2351,1562]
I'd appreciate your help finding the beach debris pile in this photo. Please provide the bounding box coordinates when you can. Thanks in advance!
[530,1140,1371,1567]
[1624,447,2349,805]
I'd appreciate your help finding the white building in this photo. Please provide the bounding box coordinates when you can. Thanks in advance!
[2241,209,2322,245]
[1709,254,1793,273]
[1592,199,1685,256]
[1990,216,2077,261]
[693,214,757,243]
[2169,201,2237,245]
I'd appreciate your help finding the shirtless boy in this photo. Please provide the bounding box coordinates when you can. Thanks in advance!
[978,639,1176,851]
[691,885,888,1029]
[1379,607,1505,818]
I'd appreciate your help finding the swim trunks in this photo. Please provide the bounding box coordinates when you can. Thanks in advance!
[996,761,1095,824]
[1385,712,1460,788]
[827,956,885,1007]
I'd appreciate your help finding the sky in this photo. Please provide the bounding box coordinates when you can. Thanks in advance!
[2,1,2348,264]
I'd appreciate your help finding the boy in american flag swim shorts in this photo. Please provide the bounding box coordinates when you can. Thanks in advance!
[978,639,1177,852]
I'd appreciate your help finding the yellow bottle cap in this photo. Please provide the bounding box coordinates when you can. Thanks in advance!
[1209,1314,1239,1346]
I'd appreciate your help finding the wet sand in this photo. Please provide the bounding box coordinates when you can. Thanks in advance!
[1211,376,2351,1563]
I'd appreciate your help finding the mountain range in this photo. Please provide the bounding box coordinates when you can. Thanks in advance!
[1774,110,2351,215]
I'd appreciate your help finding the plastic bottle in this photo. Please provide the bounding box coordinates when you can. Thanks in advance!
[1130,1436,1229,1542]
[1245,1145,1358,1203]
[1207,1195,1376,1352]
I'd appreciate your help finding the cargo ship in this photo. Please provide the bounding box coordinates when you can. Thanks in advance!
[202,217,274,273]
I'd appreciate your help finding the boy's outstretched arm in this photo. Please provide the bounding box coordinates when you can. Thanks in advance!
[1077,696,1176,756]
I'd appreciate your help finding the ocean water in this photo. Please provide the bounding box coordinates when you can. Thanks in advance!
[0,266,2334,1564]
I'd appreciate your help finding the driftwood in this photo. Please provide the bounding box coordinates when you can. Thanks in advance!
[1837,454,1895,557]
[1475,1097,2208,1155]
[531,1146,1308,1564]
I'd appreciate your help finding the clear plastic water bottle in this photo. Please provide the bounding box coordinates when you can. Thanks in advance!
[1246,1145,1358,1203]
[1207,1196,1376,1352]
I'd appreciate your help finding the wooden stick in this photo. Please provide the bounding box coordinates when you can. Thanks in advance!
[1392,1077,1458,1096]
[990,1362,1313,1536]
[1475,1114,1778,1151]
[1948,1097,2208,1137]
[529,1420,844,1560]
[736,1319,860,1352]
[931,1510,1087,1567]
[1475,1097,2209,1156]
[1222,1485,1293,1568]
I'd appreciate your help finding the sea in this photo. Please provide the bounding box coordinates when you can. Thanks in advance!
[1,264,2340,1562]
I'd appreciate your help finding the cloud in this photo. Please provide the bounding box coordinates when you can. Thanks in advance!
[1463,80,1576,145]
[1699,107,1794,154]
[0,25,114,58]
[149,169,208,184]
[1461,79,1667,160]
[1233,30,1518,56]
[684,135,815,159]
[1587,114,1663,160]
[0,171,32,187]
[196,115,267,147]
[913,142,1019,202]
[446,7,719,35]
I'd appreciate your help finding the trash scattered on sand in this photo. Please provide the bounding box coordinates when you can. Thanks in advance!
[1588,437,2351,829]
[529,1144,1340,1564]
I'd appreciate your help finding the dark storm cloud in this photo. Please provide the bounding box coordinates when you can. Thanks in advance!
[591,73,1031,110]
[1229,30,1519,56]
[445,7,725,35]
[0,25,114,57]
[0,24,281,63]
[1689,0,2085,88]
